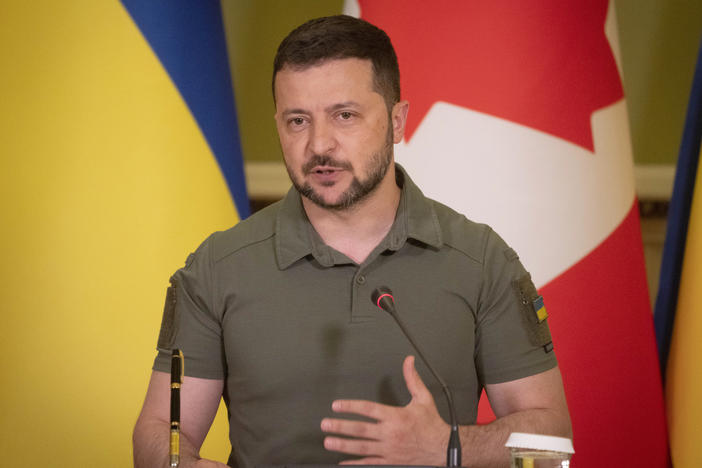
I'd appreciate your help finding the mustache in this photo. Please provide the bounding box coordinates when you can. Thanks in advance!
[302,155,353,174]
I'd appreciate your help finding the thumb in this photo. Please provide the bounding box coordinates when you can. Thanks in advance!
[402,355,432,403]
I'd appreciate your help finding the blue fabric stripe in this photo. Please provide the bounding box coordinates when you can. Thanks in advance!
[654,40,702,377]
[121,0,250,219]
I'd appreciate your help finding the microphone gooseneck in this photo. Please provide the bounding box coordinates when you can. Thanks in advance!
[371,286,462,467]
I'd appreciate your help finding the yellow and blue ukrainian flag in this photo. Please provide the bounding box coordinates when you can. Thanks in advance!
[654,40,702,468]
[1,1,245,465]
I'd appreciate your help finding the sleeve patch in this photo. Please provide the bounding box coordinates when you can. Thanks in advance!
[513,274,553,353]
[534,295,548,322]
[156,278,179,351]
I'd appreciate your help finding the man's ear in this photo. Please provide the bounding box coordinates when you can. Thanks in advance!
[391,100,410,144]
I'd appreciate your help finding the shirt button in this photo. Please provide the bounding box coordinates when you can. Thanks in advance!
[356,275,366,285]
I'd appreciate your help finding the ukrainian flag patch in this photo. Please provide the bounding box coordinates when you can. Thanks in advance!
[533,295,548,322]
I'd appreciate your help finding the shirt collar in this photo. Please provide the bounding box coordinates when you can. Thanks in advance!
[386,165,443,252]
[274,164,443,270]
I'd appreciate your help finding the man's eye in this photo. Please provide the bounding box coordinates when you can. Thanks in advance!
[290,117,305,125]
[339,112,353,120]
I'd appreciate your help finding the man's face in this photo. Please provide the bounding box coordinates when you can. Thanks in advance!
[274,58,405,210]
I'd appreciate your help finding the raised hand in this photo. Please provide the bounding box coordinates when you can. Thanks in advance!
[321,355,450,466]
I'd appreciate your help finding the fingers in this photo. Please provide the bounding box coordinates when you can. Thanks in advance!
[321,417,379,440]
[402,355,432,403]
[331,399,391,420]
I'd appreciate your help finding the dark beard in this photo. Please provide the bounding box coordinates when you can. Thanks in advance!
[290,129,394,211]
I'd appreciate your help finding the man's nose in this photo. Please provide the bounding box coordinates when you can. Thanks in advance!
[308,120,337,156]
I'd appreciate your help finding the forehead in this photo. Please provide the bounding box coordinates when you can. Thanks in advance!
[274,58,378,108]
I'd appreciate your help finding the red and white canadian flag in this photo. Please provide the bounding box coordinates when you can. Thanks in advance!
[348,1,669,465]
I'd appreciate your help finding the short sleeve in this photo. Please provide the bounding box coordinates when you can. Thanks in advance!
[474,228,557,385]
[153,234,226,380]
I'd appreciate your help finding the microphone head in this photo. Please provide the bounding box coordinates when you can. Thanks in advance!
[371,286,395,313]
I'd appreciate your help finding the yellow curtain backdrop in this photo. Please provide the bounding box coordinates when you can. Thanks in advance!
[0,2,235,466]
[666,146,702,467]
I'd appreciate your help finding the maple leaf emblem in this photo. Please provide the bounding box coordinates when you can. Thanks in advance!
[360,0,623,151]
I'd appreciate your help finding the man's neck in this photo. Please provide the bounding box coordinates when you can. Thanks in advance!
[301,169,401,264]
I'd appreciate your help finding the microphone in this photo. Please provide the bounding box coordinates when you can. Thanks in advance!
[371,287,462,467]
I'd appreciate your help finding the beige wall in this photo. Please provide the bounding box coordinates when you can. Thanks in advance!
[615,0,701,303]
[616,0,702,166]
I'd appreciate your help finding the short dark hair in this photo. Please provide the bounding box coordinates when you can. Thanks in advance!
[272,15,400,111]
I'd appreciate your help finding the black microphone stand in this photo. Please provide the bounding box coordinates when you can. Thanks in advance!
[372,287,462,467]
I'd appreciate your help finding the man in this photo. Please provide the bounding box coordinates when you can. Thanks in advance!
[133,15,571,468]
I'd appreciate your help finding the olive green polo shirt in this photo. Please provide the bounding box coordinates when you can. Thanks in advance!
[154,166,557,468]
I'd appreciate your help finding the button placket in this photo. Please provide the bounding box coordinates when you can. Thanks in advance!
[351,268,372,322]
